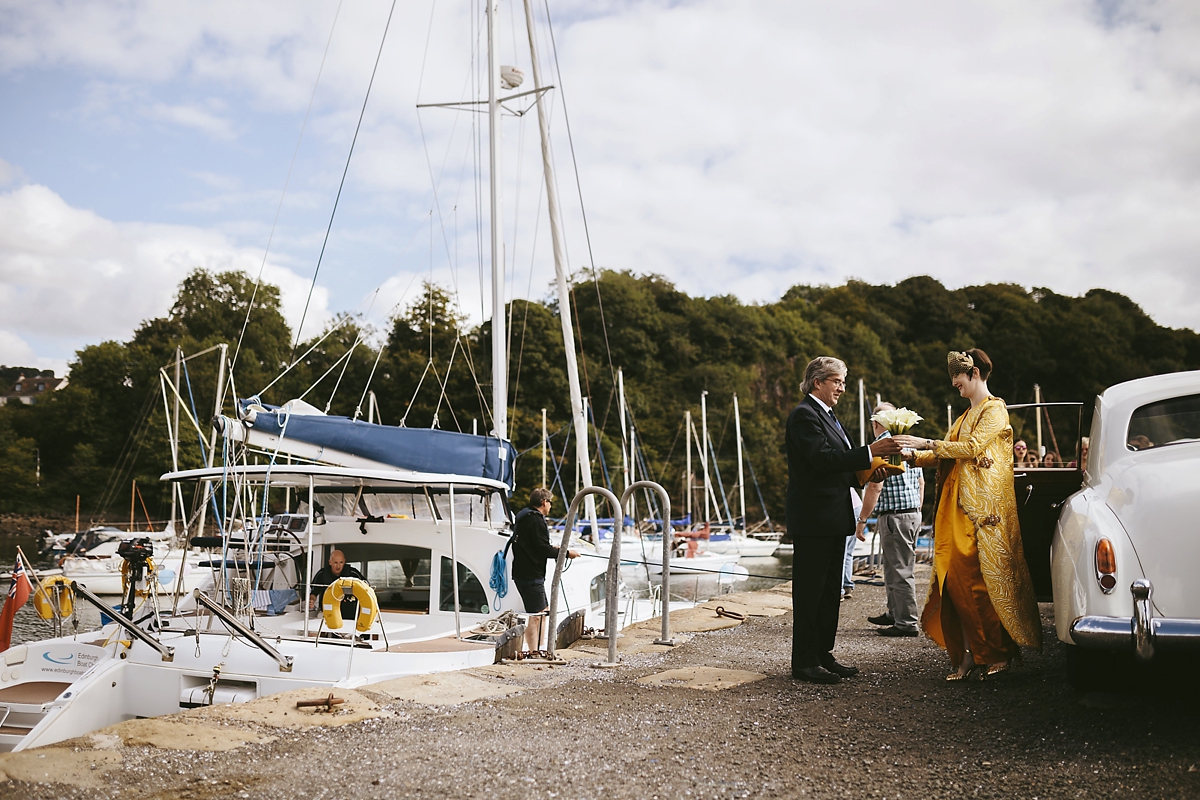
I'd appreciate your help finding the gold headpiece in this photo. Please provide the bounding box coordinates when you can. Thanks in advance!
[947,351,975,378]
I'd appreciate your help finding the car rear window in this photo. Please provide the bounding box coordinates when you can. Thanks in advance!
[1127,393,1200,450]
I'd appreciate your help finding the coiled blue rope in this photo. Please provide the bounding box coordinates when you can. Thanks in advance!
[489,551,508,611]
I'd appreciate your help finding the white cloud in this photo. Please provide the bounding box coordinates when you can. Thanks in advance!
[146,101,236,140]
[0,183,331,364]
[2,0,1199,340]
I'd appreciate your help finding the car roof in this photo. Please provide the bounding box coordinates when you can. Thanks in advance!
[1098,370,1200,415]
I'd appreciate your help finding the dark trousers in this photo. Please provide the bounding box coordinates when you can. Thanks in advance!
[791,535,848,672]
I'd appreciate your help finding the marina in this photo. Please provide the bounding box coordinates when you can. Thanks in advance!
[2,0,1199,796]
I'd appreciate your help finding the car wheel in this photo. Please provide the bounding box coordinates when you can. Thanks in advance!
[1065,644,1133,693]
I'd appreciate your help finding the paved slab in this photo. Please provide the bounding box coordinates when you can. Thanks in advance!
[0,749,122,788]
[369,671,523,705]
[635,666,767,691]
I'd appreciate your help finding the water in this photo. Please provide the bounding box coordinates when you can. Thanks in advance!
[2,534,105,648]
[620,551,793,603]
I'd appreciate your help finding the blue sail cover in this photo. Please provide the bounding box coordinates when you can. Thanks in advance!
[240,400,516,490]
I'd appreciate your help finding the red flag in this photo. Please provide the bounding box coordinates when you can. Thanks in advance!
[0,556,32,652]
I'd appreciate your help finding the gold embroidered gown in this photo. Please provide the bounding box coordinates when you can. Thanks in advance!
[913,397,1042,666]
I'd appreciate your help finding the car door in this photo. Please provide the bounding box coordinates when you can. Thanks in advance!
[1008,402,1085,601]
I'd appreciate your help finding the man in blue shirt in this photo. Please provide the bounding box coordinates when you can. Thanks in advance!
[858,403,925,637]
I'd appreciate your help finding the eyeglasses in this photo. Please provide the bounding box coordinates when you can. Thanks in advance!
[822,378,847,388]
[1014,445,1027,451]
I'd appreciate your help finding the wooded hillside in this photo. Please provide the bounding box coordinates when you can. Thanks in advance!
[2,269,1197,528]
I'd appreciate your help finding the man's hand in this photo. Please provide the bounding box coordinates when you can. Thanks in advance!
[855,525,867,542]
[869,466,889,483]
[567,549,580,559]
[869,437,902,457]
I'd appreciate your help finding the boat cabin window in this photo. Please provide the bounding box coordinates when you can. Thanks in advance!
[332,543,432,613]
[1127,393,1200,450]
[306,491,439,521]
[302,488,507,524]
[438,557,489,614]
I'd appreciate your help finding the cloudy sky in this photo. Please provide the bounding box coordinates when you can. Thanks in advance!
[2,0,1198,377]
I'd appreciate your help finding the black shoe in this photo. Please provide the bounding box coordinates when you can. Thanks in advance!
[820,659,859,678]
[792,666,841,684]
[867,612,894,626]
[878,625,918,638]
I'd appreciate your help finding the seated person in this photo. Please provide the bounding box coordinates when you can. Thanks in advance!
[307,549,367,622]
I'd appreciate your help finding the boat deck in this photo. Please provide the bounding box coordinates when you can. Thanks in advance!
[0,681,71,705]
[386,635,495,654]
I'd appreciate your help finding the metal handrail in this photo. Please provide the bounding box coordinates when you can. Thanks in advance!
[193,589,294,672]
[622,481,674,646]
[546,486,622,663]
[71,582,174,662]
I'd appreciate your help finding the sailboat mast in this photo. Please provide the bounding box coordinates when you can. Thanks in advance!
[734,393,746,530]
[685,409,692,522]
[701,391,711,523]
[521,0,596,527]
[487,0,507,440]
[618,368,629,494]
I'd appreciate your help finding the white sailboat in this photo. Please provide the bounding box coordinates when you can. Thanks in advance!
[0,0,645,753]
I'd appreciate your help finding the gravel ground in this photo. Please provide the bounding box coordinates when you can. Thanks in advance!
[3,570,1198,799]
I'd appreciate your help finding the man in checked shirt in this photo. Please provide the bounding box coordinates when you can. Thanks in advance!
[858,402,926,637]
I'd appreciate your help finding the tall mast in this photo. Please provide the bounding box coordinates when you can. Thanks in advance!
[700,391,711,524]
[734,393,746,531]
[618,368,629,494]
[685,409,692,522]
[521,0,596,530]
[487,0,507,440]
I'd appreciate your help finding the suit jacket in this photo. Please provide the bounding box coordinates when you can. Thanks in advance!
[785,395,872,539]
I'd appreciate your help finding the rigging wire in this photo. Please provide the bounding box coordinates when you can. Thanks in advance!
[291,0,400,360]
[231,0,343,380]
[542,0,617,396]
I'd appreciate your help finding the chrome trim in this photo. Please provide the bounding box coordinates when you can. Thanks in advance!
[1069,579,1200,660]
[1132,579,1153,661]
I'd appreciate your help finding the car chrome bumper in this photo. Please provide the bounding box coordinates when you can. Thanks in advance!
[1071,579,1200,661]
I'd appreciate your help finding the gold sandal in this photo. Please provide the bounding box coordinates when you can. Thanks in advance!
[945,667,976,682]
[975,662,1011,681]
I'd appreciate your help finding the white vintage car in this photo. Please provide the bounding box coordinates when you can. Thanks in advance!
[1050,370,1200,688]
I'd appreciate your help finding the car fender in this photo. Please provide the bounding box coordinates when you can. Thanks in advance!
[1051,487,1143,645]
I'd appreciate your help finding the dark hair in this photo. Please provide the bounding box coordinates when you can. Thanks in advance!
[965,348,993,381]
[529,487,554,509]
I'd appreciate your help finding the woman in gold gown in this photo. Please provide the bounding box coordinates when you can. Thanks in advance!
[894,349,1041,680]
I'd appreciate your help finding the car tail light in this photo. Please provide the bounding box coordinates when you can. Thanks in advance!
[1095,538,1117,593]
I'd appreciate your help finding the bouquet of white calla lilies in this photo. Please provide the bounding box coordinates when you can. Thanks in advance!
[871,407,923,466]
[870,407,923,432]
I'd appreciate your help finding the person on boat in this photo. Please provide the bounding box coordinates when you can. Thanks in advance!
[785,356,899,684]
[894,349,1042,681]
[307,549,367,620]
[858,403,926,638]
[511,488,579,653]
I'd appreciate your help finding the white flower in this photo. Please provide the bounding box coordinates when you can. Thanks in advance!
[871,407,924,433]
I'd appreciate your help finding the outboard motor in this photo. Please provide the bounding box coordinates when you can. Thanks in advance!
[117,537,155,618]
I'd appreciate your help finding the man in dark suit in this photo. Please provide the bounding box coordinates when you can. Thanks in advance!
[787,356,901,683]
